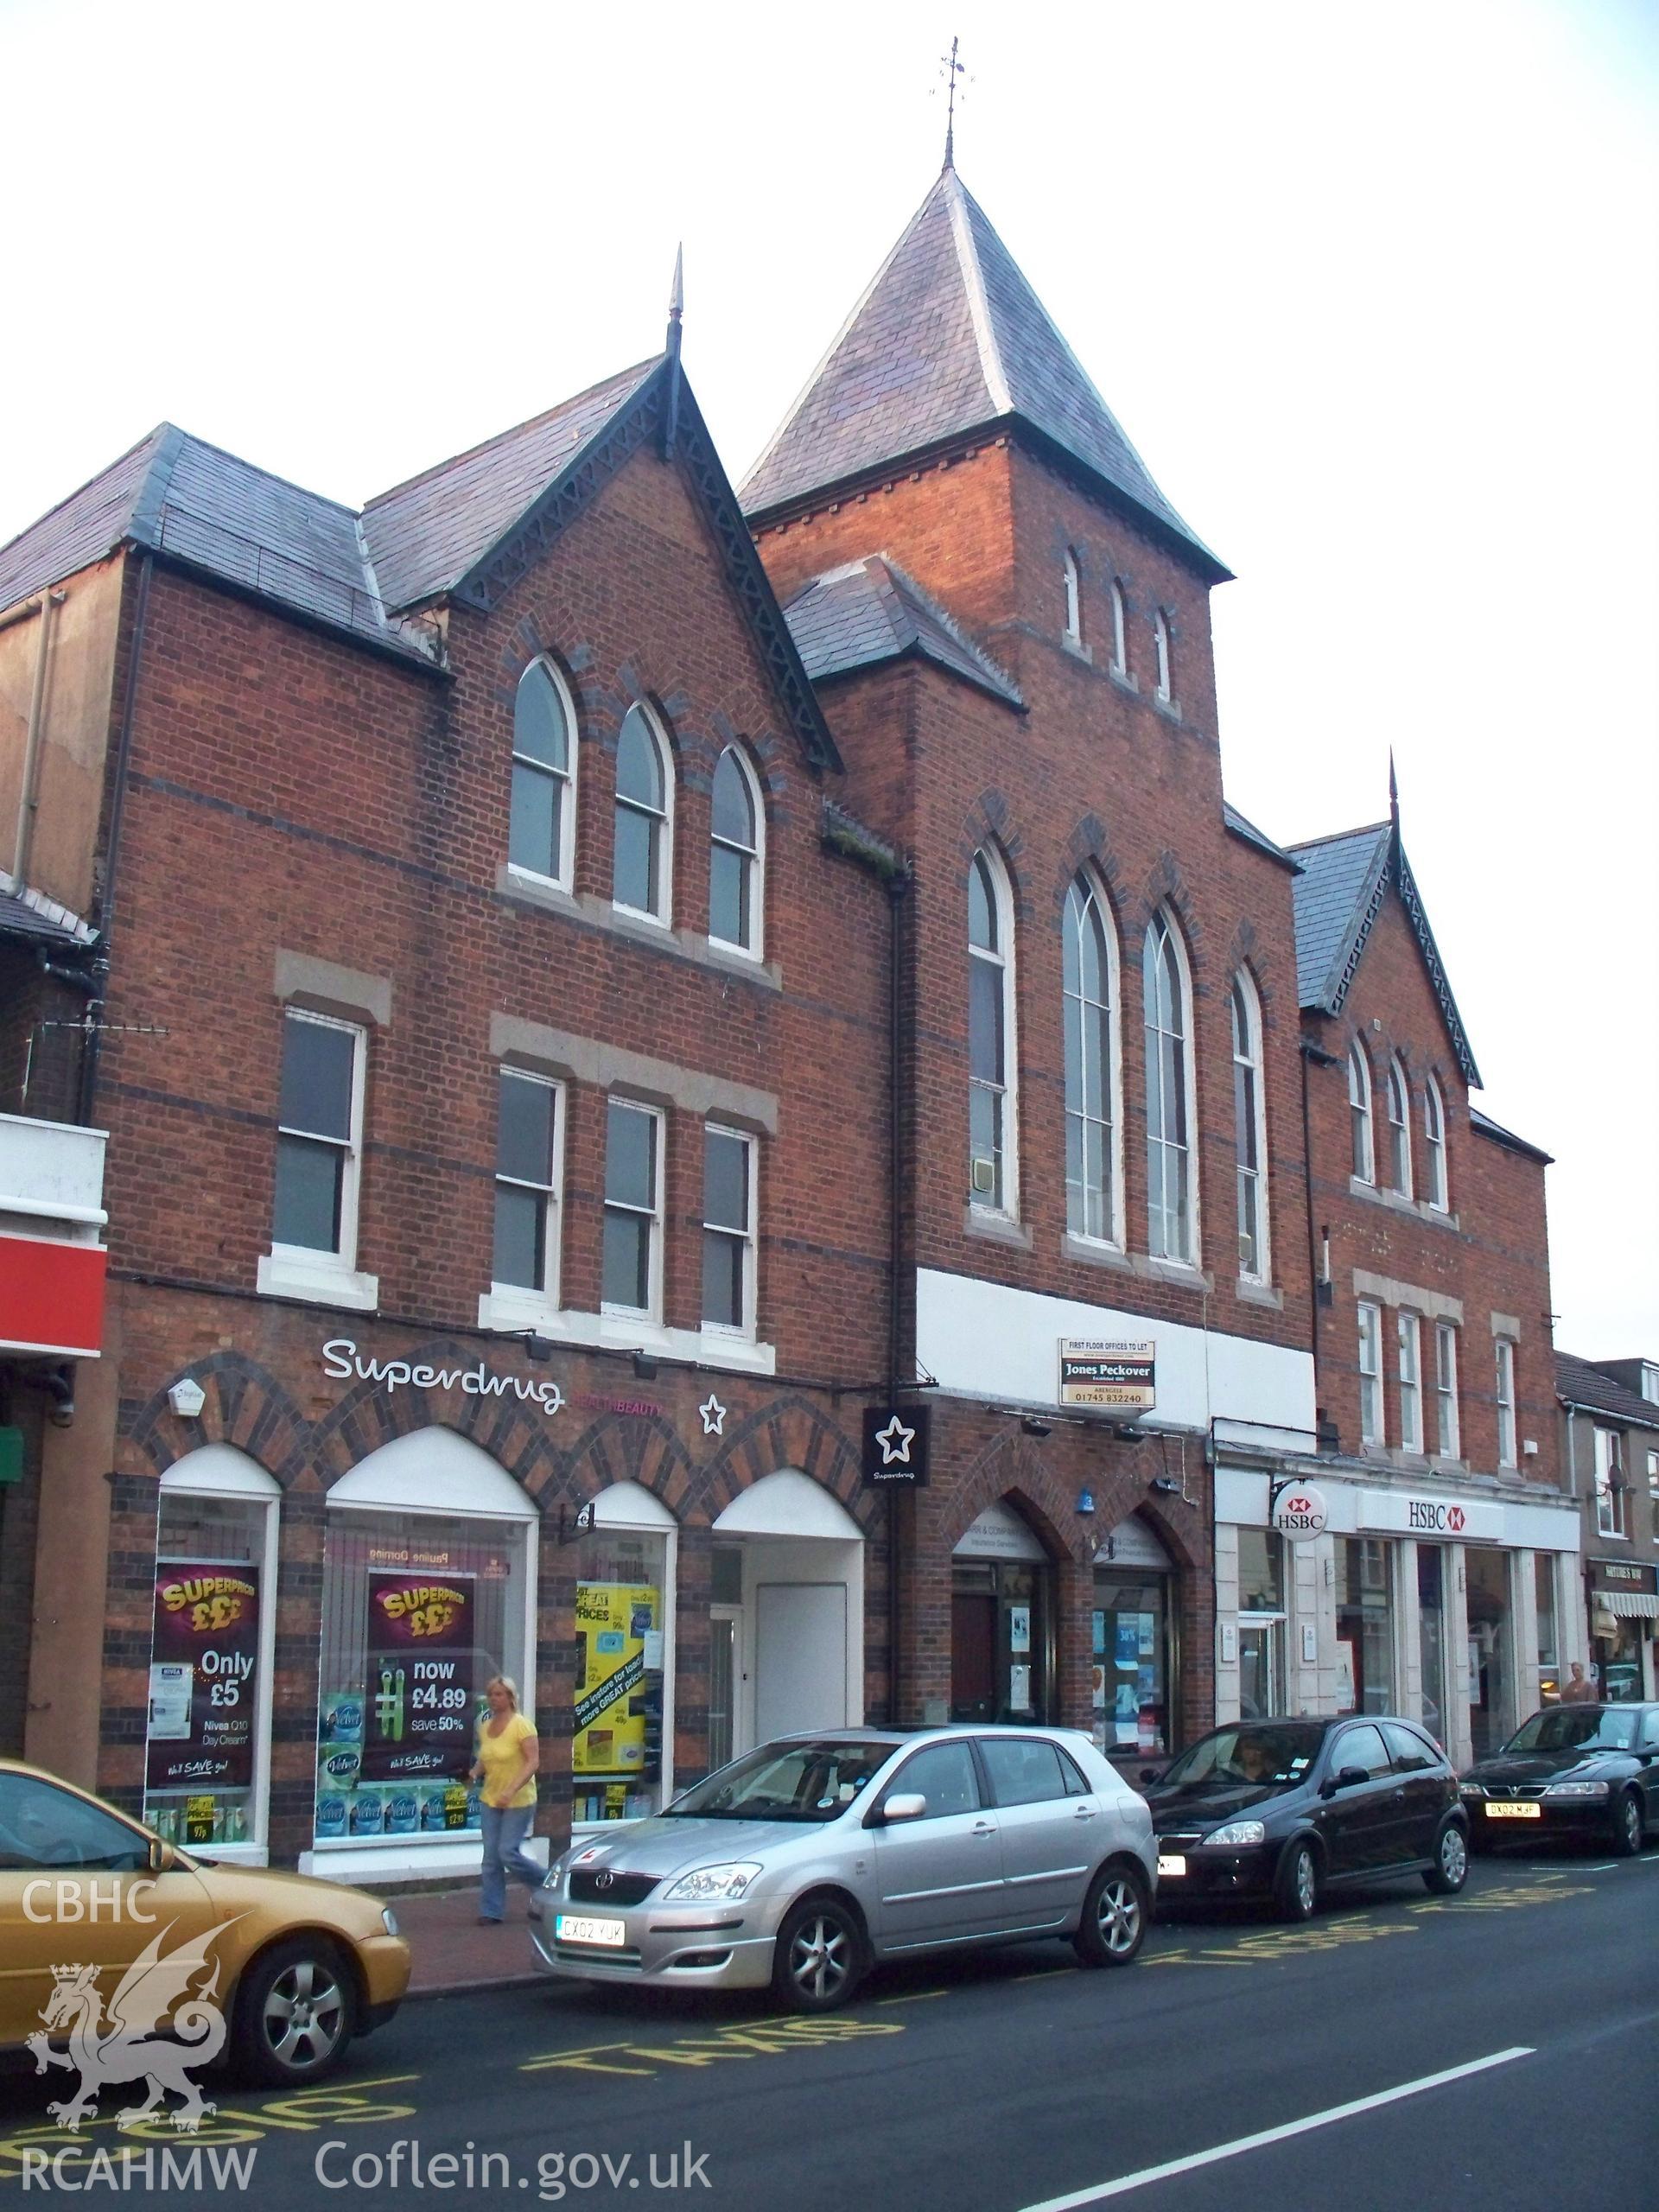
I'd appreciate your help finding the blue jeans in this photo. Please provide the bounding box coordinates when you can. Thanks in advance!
[479,1802,542,1921]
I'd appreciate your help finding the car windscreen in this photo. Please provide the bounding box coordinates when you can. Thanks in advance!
[664,1738,897,1822]
[1504,1708,1637,1754]
[1157,1724,1326,1793]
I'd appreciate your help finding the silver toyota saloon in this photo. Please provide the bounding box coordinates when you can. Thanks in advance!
[529,1726,1157,2010]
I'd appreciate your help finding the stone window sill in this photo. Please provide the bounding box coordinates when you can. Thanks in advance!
[1235,1277,1284,1310]
[1061,1234,1132,1273]
[257,1250,378,1313]
[495,863,781,990]
[478,1300,777,1376]
[964,1206,1034,1252]
[1348,1176,1460,1232]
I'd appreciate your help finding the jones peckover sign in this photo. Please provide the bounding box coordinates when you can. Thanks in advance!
[1059,1339,1156,1412]
[146,1560,261,1793]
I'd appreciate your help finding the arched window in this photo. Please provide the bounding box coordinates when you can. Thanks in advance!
[709,746,762,954]
[1386,1055,1413,1197]
[1143,909,1195,1262]
[509,657,575,887]
[1063,872,1118,1242]
[1231,970,1268,1281]
[1348,1042,1375,1183]
[1063,550,1083,646]
[613,702,673,920]
[1109,580,1128,677]
[969,848,1017,1212]
[1153,609,1173,703]
[1424,1076,1449,1211]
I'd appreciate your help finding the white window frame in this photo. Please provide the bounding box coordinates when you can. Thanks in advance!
[1386,1056,1414,1198]
[506,655,578,894]
[1063,550,1083,645]
[613,702,675,926]
[1153,608,1173,703]
[1143,907,1198,1264]
[968,845,1019,1217]
[1434,1321,1460,1459]
[708,744,765,961]
[701,1122,757,1340]
[1645,1446,1658,1502]
[1397,1310,1423,1452]
[601,1098,665,1323]
[1594,1428,1627,1538]
[1109,580,1128,677]
[1062,869,1122,1247]
[490,1068,563,1304]
[1230,969,1270,1283]
[1357,1300,1384,1446]
[1495,1337,1518,1470]
[259,1008,377,1310]
[1348,1042,1375,1184]
[1423,1076,1449,1211]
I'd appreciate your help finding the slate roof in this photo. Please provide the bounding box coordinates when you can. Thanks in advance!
[0,875,97,950]
[1556,1351,1659,1433]
[741,168,1228,580]
[784,556,1024,706]
[1222,801,1298,871]
[1469,1107,1552,1165]
[360,359,661,609]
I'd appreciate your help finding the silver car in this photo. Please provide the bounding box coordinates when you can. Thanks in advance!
[529,1726,1157,2010]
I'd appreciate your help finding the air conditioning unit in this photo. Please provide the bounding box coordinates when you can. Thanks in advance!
[970,1157,996,1195]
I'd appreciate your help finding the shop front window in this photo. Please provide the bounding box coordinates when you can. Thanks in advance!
[1417,1546,1446,1745]
[1335,1536,1395,1715]
[574,1520,671,1825]
[315,1509,530,1846]
[1535,1554,1559,1702]
[145,1477,276,1853]
[1093,1575,1170,1752]
[1237,1529,1286,1719]
[1465,1547,1515,1758]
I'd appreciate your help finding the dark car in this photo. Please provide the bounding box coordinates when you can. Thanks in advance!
[1141,1715,1468,1922]
[1459,1702,1659,1857]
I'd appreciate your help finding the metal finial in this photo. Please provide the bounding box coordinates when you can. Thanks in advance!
[666,244,683,354]
[939,35,967,170]
[663,244,684,460]
[1389,747,1400,833]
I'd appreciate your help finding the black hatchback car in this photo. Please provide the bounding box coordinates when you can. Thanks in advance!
[1459,1702,1659,1856]
[1142,1715,1468,1921]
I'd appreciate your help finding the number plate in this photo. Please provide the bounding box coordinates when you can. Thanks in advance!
[1156,1853,1187,1877]
[1483,1801,1541,1820]
[555,1913,627,1946]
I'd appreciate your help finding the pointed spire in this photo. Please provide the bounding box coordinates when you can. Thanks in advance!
[941,35,964,171]
[666,243,684,358]
[662,244,683,460]
[1389,749,1401,842]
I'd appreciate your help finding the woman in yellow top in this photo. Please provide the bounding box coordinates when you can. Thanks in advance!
[471,1675,541,1924]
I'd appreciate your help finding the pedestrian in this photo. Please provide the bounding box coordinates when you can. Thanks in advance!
[472,1675,541,1923]
[1558,1661,1596,1705]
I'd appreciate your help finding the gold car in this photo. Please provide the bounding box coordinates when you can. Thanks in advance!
[0,1759,409,2088]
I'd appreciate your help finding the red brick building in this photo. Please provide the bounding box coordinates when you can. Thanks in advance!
[0,158,1574,1872]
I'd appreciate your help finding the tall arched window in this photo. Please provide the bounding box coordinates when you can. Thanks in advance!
[1063,872,1117,1243]
[709,745,762,955]
[1143,909,1195,1262]
[1063,550,1083,646]
[1423,1076,1449,1211]
[509,658,576,887]
[1386,1055,1413,1197]
[1153,609,1173,703]
[613,702,673,920]
[1348,1042,1375,1183]
[969,848,1017,1212]
[1109,581,1128,677]
[1230,970,1268,1281]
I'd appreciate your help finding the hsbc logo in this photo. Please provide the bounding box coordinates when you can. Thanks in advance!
[1271,1483,1328,1540]
[1408,1500,1465,1533]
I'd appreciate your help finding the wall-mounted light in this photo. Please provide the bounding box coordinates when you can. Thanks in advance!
[1076,1488,1096,1515]
[524,1335,555,1363]
[1150,1476,1181,1496]
[632,1352,658,1381]
[1021,1416,1052,1438]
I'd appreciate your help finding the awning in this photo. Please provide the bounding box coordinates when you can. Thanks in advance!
[1592,1591,1659,1619]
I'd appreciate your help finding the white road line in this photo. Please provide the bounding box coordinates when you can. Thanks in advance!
[1014,2047,1535,2210]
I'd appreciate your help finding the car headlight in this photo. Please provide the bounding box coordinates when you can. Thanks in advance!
[1544,1781,1609,1799]
[663,1860,762,1903]
[1459,1783,1484,1798]
[381,1906,400,1936]
[1203,1820,1266,1847]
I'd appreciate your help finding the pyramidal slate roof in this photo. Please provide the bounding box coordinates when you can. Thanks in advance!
[784,555,1024,706]
[1289,819,1480,1085]
[741,166,1227,580]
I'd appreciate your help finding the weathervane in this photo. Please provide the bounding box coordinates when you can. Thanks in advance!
[937,35,969,171]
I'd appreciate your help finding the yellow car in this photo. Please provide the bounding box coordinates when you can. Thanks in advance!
[0,1759,409,2091]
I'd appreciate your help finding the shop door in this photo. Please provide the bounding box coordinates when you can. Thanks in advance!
[754,1584,846,1740]
[708,1608,740,1772]
[1465,1550,1515,1758]
[951,1587,998,1722]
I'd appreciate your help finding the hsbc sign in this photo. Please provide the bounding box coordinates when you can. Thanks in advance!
[1358,1489,1503,1543]
[1270,1484,1329,1541]
[1408,1500,1465,1534]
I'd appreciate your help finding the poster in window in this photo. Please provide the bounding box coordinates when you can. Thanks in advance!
[574,1582,662,1783]
[1335,1638,1357,1714]
[361,1570,478,1783]
[146,1560,260,1795]
[1009,1605,1032,1656]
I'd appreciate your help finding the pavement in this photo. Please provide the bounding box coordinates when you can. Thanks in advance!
[388,1880,544,1996]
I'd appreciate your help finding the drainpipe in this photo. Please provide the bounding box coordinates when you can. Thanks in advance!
[79,551,154,1123]
[11,589,63,883]
[887,869,910,1721]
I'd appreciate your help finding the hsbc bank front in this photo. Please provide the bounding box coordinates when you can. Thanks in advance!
[1214,1462,1583,1766]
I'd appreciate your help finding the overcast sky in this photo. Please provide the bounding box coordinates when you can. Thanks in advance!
[4,0,1656,1356]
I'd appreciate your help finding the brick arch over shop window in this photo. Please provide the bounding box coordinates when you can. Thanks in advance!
[1122,1495,1201,1575]
[697,1395,875,1532]
[305,1352,565,1509]
[558,1410,698,1524]
[126,1351,310,1487]
[938,1432,1094,1566]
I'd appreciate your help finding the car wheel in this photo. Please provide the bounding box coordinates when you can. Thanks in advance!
[1610,1790,1643,1859]
[1073,1862,1149,1969]
[772,1897,865,2013]
[1423,1819,1469,1895]
[232,1938,356,2086]
[1274,1839,1319,1923]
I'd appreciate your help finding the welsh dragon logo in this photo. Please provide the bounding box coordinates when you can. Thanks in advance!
[26,1918,238,2133]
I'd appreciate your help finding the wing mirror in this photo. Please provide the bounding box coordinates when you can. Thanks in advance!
[148,1836,176,1874]
[876,1792,927,1826]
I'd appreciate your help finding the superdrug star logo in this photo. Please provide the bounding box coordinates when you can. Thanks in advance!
[861,1404,931,1487]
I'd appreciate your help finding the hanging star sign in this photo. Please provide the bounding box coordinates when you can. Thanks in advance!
[874,1414,916,1465]
[698,1394,728,1437]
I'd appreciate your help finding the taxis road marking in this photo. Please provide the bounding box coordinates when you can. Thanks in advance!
[520,2016,905,2077]
[1144,1919,1416,1966]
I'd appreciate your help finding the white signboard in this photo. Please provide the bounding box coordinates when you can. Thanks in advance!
[1271,1483,1329,1541]
[1357,1490,1503,1543]
[1059,1338,1155,1411]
